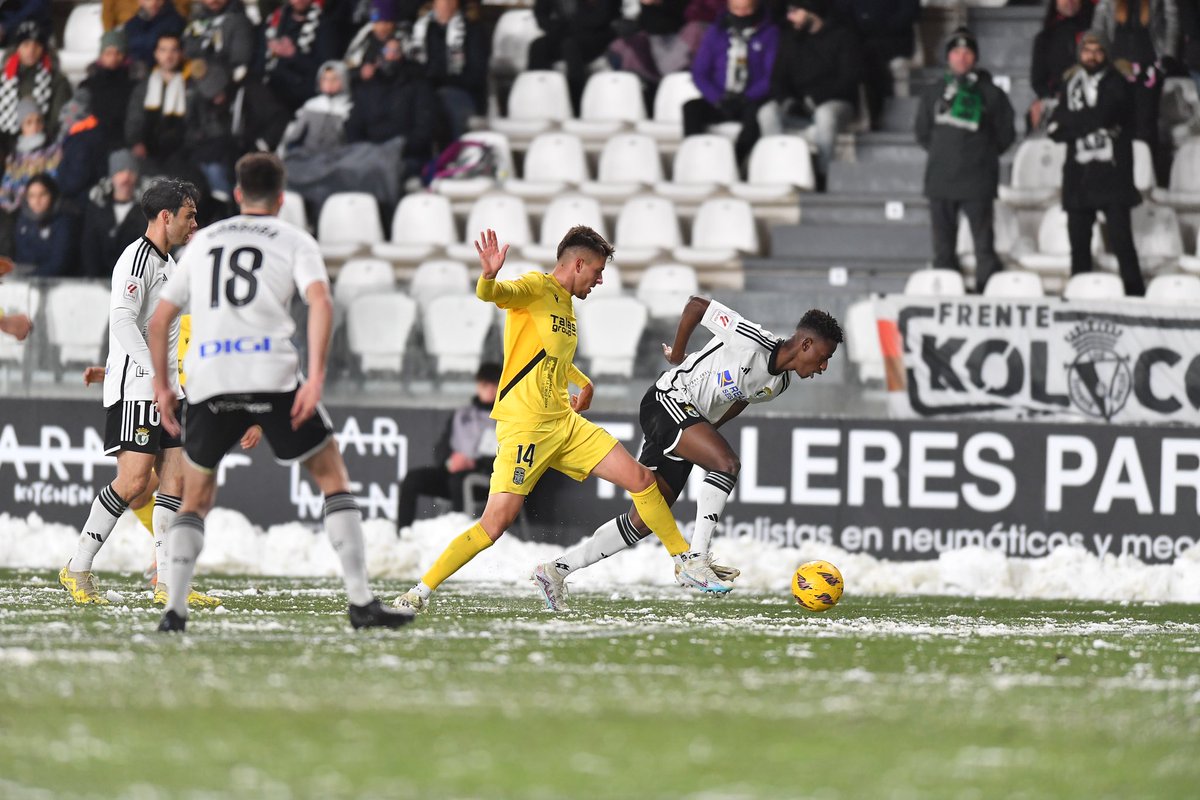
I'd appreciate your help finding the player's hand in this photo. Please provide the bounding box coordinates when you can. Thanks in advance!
[290,380,322,430]
[82,366,105,386]
[571,382,594,413]
[156,386,180,438]
[661,343,684,365]
[0,313,33,342]
[474,228,509,280]
[240,425,262,450]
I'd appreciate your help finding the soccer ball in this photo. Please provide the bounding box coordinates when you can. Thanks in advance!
[791,561,843,612]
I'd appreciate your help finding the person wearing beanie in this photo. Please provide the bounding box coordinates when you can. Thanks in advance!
[915,26,1015,293]
[122,0,188,72]
[344,0,412,80]
[685,0,779,163]
[80,148,146,278]
[0,20,74,141]
[13,172,77,277]
[1047,31,1145,295]
[0,0,51,50]
[279,59,352,155]
[758,0,861,184]
[81,27,136,154]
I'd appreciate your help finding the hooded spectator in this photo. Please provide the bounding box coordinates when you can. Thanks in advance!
[81,30,137,154]
[13,173,76,277]
[280,59,353,154]
[81,149,146,278]
[0,21,74,142]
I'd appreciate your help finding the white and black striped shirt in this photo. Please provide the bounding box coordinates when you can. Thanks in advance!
[654,300,790,423]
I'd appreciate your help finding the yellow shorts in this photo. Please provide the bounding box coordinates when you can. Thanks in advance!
[489,413,619,496]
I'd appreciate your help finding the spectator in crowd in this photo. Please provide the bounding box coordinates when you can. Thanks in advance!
[183,0,255,88]
[609,0,700,107]
[0,0,49,50]
[685,0,779,163]
[0,100,62,215]
[406,0,489,143]
[186,62,237,200]
[279,60,352,155]
[395,362,501,531]
[1048,32,1144,295]
[1031,0,1097,132]
[103,0,190,32]
[528,0,623,115]
[759,0,860,185]
[0,21,74,145]
[345,0,409,78]
[344,41,436,170]
[56,90,109,214]
[13,173,75,277]
[126,33,189,175]
[81,30,137,155]
[80,149,145,278]
[122,0,187,75]
[835,0,919,130]
[915,27,1015,293]
[260,0,335,113]
[1091,0,1177,152]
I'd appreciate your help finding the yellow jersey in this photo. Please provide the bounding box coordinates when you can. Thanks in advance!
[178,314,191,384]
[478,272,591,423]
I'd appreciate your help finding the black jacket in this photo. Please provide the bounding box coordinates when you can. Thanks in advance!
[80,186,146,278]
[1030,8,1094,100]
[915,69,1016,200]
[1048,65,1141,210]
[344,68,437,159]
[79,64,135,155]
[769,20,862,108]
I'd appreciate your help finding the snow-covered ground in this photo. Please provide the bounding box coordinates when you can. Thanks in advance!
[2,509,1198,603]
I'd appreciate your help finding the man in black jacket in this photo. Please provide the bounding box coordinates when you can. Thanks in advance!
[80,149,145,278]
[915,27,1015,292]
[759,0,861,183]
[1048,31,1144,296]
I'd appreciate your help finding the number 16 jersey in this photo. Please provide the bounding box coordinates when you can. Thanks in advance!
[161,214,330,403]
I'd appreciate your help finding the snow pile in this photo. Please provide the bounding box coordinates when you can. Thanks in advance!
[2,510,1198,603]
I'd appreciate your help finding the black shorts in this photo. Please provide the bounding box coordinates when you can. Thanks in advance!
[183,389,333,472]
[636,385,706,500]
[104,399,185,456]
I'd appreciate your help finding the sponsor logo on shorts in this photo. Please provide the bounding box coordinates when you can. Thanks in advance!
[134,426,150,446]
[513,467,526,485]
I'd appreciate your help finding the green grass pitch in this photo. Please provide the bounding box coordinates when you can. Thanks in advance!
[1,569,1197,799]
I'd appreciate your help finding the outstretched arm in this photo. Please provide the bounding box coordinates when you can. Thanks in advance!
[475,228,540,308]
[661,296,711,365]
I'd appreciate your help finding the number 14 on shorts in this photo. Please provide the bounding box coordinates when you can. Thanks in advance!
[513,443,535,485]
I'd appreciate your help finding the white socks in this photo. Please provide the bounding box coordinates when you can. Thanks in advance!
[324,492,374,607]
[413,582,433,601]
[70,484,129,572]
[166,512,206,616]
[690,471,736,554]
[554,514,644,575]
[152,494,181,588]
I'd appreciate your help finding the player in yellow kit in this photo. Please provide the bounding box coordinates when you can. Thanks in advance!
[393,227,733,614]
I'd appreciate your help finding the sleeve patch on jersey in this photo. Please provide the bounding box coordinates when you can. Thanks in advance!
[124,281,140,300]
[714,312,731,329]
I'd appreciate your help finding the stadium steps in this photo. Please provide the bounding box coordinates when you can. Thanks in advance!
[740,257,913,293]
[853,132,926,164]
[827,160,926,196]
[799,193,930,226]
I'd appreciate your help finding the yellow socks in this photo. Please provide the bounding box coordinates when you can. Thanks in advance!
[133,500,155,534]
[630,483,689,556]
[421,523,494,591]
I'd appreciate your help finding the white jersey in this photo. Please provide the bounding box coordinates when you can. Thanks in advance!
[161,213,329,403]
[103,236,182,407]
[654,300,791,422]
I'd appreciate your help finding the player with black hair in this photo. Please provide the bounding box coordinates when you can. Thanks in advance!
[532,300,843,609]
[59,178,215,606]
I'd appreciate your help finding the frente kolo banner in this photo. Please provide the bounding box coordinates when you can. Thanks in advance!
[874,294,1200,424]
[2,399,1197,563]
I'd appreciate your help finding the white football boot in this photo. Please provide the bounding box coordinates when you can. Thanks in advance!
[673,552,733,593]
[392,589,428,614]
[530,562,569,611]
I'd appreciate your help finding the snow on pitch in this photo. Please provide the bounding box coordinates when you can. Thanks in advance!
[1,510,1198,603]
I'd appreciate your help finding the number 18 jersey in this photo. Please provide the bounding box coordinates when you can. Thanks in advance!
[161,214,329,403]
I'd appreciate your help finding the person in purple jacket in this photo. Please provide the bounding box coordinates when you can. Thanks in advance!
[684,0,778,162]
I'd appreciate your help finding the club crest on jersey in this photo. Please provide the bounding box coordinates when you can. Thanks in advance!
[513,467,526,485]
[124,281,139,300]
[134,427,150,446]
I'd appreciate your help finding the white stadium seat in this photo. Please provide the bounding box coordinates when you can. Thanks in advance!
[58,3,104,84]
[521,194,606,263]
[317,192,383,259]
[636,264,698,320]
[279,190,308,231]
[844,298,884,382]
[1018,204,1102,275]
[0,281,41,369]
[673,198,757,266]
[615,195,683,266]
[334,258,396,311]
[1145,273,1200,305]
[347,293,416,374]
[983,270,1044,298]
[1133,140,1155,193]
[563,72,647,138]
[372,192,457,262]
[409,259,471,315]
[636,72,701,141]
[904,268,966,296]
[731,135,816,201]
[504,132,589,199]
[580,133,664,201]
[447,193,532,261]
[998,137,1066,207]
[492,71,573,136]
[1063,272,1125,300]
[1152,137,1200,209]
[656,134,738,202]
[45,282,109,368]
[433,131,515,201]
[422,294,493,376]
[576,296,648,378]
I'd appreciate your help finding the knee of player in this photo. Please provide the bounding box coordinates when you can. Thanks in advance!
[631,463,657,491]
[115,472,152,501]
[713,454,740,477]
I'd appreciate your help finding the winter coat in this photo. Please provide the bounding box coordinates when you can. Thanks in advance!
[80,63,135,154]
[769,20,862,108]
[13,204,75,277]
[1048,64,1141,210]
[409,12,490,110]
[691,12,779,105]
[0,138,62,213]
[261,4,336,111]
[0,51,73,139]
[120,3,187,67]
[344,68,437,159]
[80,183,146,278]
[915,69,1016,200]
[1032,6,1095,100]
[56,116,107,210]
[125,75,188,160]
[182,2,256,88]
[1092,0,1179,60]
[280,91,352,154]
